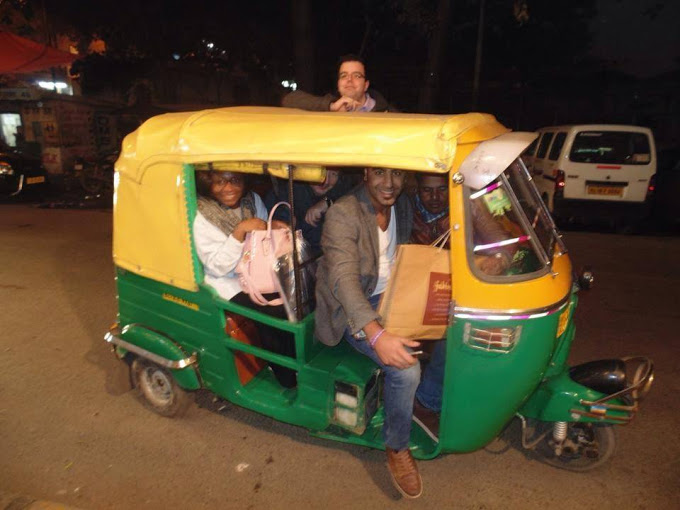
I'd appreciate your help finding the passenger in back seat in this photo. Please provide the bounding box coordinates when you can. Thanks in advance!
[193,169,297,388]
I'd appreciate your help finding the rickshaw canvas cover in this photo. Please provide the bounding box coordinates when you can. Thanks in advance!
[378,245,451,339]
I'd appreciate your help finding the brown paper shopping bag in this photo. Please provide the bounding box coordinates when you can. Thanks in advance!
[377,243,452,339]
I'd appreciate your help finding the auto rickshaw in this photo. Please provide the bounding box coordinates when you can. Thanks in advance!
[105,107,653,470]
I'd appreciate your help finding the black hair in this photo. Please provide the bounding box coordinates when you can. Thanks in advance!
[195,170,214,198]
[415,172,447,184]
[336,54,367,78]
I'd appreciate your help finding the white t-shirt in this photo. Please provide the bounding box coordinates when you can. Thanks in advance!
[372,206,397,297]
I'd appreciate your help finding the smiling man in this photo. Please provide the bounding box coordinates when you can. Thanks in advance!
[315,167,440,499]
[282,54,397,112]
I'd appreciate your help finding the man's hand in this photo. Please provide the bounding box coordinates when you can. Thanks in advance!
[330,96,362,112]
[304,199,329,226]
[373,331,421,369]
[232,218,267,242]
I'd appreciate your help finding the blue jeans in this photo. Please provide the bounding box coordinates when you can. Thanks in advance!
[343,294,444,451]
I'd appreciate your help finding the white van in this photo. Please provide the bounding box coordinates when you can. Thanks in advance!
[525,124,656,225]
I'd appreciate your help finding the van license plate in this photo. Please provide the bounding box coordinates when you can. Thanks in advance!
[26,176,46,185]
[587,185,623,197]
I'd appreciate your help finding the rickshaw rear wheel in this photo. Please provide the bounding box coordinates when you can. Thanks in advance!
[131,358,194,417]
[534,422,616,472]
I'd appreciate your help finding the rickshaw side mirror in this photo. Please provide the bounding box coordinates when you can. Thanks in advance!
[577,266,595,290]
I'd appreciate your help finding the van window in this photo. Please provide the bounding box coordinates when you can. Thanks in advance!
[569,131,651,165]
[524,138,538,157]
[536,132,554,159]
[548,132,567,160]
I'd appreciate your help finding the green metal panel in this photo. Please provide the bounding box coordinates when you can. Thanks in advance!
[120,324,200,390]
[438,314,561,453]
[518,370,630,423]
[543,294,578,379]
[115,268,384,435]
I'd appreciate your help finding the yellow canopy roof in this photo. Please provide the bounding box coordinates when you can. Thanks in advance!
[113,107,510,292]
[117,107,509,182]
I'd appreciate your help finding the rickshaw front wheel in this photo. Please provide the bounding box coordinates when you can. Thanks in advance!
[534,422,616,472]
[131,358,194,417]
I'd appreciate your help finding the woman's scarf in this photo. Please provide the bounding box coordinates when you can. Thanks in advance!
[197,192,257,237]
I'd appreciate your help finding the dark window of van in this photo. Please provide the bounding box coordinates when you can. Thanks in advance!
[536,132,554,159]
[569,131,651,165]
[524,138,538,156]
[548,132,567,160]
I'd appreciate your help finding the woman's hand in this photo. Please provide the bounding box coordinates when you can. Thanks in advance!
[271,219,289,230]
[232,218,267,242]
[304,200,329,227]
[373,331,421,369]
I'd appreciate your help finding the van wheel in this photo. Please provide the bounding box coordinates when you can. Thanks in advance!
[533,422,616,472]
[131,358,194,417]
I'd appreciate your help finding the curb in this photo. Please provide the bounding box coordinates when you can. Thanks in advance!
[0,492,85,510]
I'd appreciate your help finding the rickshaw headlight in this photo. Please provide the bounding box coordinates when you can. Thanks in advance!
[462,323,522,353]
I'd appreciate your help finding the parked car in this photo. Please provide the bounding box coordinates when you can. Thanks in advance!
[525,124,656,228]
[0,140,49,199]
[651,147,680,229]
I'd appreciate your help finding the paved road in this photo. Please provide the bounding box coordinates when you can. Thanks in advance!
[1,204,678,509]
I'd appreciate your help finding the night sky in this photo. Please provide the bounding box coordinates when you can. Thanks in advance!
[591,0,680,77]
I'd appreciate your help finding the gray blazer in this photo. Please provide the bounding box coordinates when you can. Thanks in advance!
[314,184,413,346]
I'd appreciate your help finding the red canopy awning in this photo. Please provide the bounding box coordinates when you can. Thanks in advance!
[0,30,77,74]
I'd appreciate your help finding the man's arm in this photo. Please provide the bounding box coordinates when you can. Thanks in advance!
[282,91,336,111]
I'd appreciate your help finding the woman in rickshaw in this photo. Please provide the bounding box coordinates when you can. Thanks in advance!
[193,169,297,388]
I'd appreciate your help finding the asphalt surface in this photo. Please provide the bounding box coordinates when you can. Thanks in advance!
[1,203,679,509]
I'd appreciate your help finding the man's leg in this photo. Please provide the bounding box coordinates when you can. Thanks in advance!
[415,339,445,411]
[412,339,445,442]
[343,333,421,450]
[342,294,423,498]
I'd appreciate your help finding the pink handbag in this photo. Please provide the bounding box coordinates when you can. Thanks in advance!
[236,202,295,306]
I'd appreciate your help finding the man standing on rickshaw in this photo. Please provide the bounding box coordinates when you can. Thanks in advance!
[283,54,397,112]
[315,167,442,499]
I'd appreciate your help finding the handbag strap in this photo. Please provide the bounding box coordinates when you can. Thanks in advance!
[431,229,452,251]
[267,201,292,251]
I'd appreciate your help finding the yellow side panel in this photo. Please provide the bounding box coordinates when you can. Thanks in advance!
[113,163,197,291]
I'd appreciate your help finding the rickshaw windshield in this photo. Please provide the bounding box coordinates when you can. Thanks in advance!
[467,158,564,279]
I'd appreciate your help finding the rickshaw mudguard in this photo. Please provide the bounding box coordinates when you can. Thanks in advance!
[111,324,201,390]
[518,370,630,423]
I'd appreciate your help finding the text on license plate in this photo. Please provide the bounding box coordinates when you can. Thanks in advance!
[587,185,623,197]
[26,176,45,185]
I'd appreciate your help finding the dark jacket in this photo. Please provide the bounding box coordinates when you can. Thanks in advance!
[282,89,398,112]
[264,176,353,256]
[315,185,412,345]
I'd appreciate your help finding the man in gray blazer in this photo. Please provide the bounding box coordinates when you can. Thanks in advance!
[315,167,440,499]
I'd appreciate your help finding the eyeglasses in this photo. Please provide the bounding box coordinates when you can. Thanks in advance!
[212,175,244,188]
[338,72,366,81]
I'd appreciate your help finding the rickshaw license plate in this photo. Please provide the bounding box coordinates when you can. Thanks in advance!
[26,176,45,185]
[586,185,623,197]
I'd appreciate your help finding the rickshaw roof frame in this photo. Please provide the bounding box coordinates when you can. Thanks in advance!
[116,106,510,183]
